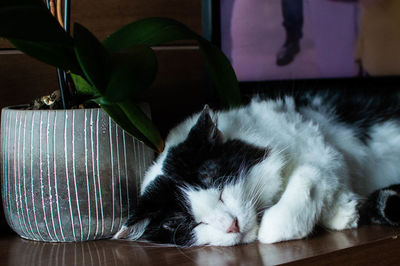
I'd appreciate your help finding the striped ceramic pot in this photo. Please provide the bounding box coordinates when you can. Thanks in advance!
[0,106,154,242]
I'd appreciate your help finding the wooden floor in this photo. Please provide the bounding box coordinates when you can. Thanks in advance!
[1,225,400,265]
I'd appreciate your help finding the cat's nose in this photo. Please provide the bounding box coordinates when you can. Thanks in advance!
[226,218,240,233]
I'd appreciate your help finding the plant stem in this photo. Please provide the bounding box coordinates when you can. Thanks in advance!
[53,0,71,109]
[57,68,69,109]
[64,0,71,34]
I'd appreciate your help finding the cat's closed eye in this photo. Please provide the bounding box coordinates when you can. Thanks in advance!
[161,218,183,231]
[219,188,224,203]
[193,221,208,229]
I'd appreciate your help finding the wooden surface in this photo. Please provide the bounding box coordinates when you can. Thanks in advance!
[0,226,399,265]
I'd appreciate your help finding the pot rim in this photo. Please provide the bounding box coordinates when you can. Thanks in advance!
[2,105,101,112]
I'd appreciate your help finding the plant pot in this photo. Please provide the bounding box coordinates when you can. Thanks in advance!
[1,106,154,242]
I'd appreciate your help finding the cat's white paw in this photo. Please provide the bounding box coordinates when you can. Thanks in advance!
[322,196,359,230]
[257,205,311,244]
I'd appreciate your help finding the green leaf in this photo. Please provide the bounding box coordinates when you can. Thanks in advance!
[103,17,196,51]
[73,23,110,92]
[8,38,82,74]
[118,101,164,153]
[0,5,72,44]
[0,3,82,74]
[100,102,164,152]
[103,17,241,108]
[70,73,99,96]
[103,46,157,102]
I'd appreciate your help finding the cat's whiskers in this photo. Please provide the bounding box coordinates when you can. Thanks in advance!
[246,172,267,208]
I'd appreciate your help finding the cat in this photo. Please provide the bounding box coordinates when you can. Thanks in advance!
[114,89,400,246]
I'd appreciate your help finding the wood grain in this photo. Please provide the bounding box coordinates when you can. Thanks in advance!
[291,233,400,265]
[0,226,399,265]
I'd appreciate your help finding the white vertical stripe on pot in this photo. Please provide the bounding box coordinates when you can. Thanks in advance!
[72,110,84,241]
[84,109,92,241]
[22,111,34,238]
[9,111,16,230]
[140,141,144,187]
[13,113,23,235]
[90,109,99,239]
[1,113,5,221]
[108,116,115,232]
[22,113,34,236]
[140,139,145,186]
[133,134,138,205]
[54,110,66,241]
[39,111,54,241]
[64,111,76,240]
[1,113,6,222]
[30,111,44,240]
[47,110,60,241]
[9,111,15,231]
[96,109,105,237]
[4,111,12,229]
[1,112,5,220]
[137,137,143,197]
[14,112,24,236]
[122,131,130,218]
[116,124,123,231]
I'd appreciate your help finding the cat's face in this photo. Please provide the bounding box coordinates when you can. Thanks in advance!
[115,107,269,246]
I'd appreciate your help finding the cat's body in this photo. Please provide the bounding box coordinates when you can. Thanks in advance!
[115,90,400,246]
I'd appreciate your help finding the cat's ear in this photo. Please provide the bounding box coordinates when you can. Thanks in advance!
[189,105,223,144]
[113,216,151,240]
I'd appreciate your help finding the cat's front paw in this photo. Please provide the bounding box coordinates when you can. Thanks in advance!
[257,205,311,244]
[322,192,360,230]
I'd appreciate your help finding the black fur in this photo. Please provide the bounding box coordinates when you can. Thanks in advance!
[358,184,400,226]
[124,176,196,245]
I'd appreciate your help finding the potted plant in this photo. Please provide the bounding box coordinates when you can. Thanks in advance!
[0,0,241,241]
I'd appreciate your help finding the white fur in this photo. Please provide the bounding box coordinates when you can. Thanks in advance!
[139,98,400,245]
[113,219,150,240]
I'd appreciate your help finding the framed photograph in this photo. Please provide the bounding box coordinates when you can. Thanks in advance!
[202,0,400,92]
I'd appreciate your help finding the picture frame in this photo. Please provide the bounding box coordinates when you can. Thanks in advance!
[202,0,400,95]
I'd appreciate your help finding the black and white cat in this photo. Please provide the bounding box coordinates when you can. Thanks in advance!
[114,90,400,246]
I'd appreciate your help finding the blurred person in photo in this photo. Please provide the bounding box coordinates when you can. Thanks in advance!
[276,0,303,66]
